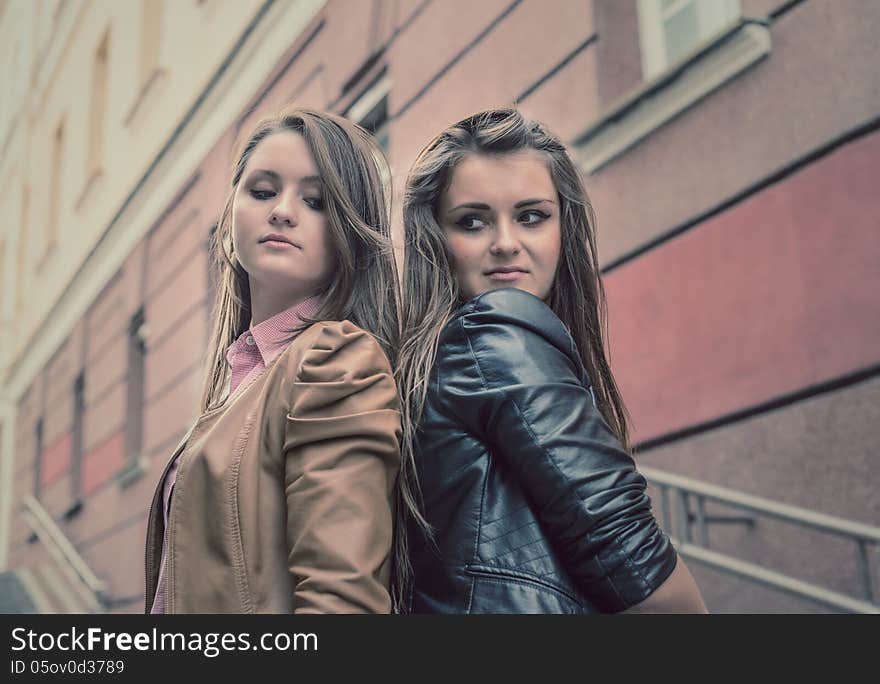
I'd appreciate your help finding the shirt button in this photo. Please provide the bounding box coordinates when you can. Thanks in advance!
[245,335,255,346]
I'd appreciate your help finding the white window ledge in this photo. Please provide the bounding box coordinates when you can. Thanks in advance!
[575,18,771,175]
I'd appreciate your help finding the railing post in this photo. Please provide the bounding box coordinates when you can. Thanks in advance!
[20,496,108,612]
[640,465,880,612]
[677,490,691,544]
[696,495,709,548]
[856,540,874,604]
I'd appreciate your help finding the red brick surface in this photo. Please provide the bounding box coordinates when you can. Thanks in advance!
[39,433,71,489]
[607,131,880,442]
[587,0,880,264]
[81,431,125,496]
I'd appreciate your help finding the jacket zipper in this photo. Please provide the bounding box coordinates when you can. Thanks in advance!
[146,357,285,613]
[143,422,197,613]
[144,449,176,613]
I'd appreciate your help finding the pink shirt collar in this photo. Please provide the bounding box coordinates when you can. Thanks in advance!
[225,295,323,389]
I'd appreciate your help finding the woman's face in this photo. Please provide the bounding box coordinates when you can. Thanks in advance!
[440,150,562,301]
[232,130,335,312]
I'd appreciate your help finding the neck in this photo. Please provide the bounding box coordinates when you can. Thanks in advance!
[249,282,314,326]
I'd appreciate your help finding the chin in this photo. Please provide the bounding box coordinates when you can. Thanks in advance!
[469,283,526,299]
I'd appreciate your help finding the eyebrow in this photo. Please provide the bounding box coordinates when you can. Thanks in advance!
[447,198,556,213]
[448,202,490,212]
[514,197,556,208]
[246,170,323,185]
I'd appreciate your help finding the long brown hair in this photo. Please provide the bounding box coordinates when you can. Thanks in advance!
[398,109,632,557]
[202,107,414,610]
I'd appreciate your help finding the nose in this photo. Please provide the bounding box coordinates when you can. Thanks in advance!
[269,191,298,227]
[490,220,521,256]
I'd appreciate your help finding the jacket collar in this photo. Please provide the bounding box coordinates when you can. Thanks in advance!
[225,294,323,368]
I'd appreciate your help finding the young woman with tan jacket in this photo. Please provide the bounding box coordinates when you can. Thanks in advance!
[144,109,408,614]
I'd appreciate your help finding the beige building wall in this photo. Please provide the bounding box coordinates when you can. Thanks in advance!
[0,0,326,570]
[1,0,875,614]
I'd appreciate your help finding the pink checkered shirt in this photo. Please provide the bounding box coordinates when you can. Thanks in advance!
[151,295,322,613]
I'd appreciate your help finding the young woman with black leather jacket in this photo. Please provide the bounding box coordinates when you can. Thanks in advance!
[397,108,707,613]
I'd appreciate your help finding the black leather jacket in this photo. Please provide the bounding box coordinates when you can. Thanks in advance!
[407,288,677,613]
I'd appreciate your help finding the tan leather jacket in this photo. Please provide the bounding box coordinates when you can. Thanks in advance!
[144,321,401,613]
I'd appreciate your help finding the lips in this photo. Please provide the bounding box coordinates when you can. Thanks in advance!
[485,266,529,282]
[259,233,300,248]
[484,266,529,275]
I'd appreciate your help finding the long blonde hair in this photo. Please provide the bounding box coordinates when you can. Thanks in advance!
[398,109,632,558]
[202,107,413,610]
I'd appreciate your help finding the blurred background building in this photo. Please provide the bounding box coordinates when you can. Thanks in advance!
[0,0,877,613]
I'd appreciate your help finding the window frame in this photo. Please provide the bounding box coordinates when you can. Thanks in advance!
[638,0,741,80]
[33,417,44,499]
[117,307,148,488]
[344,70,391,153]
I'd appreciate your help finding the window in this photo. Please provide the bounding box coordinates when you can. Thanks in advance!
[637,0,740,79]
[1,42,20,140]
[125,0,166,125]
[44,119,65,261]
[33,418,44,498]
[115,306,152,487]
[87,31,109,180]
[138,0,163,91]
[50,0,65,22]
[124,308,146,473]
[16,183,30,316]
[578,2,768,174]
[69,372,85,508]
[344,71,390,153]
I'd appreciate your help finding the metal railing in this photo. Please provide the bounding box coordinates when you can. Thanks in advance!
[641,466,880,614]
[20,495,109,613]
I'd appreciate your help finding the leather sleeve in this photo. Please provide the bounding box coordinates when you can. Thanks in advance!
[437,288,677,612]
[283,321,401,613]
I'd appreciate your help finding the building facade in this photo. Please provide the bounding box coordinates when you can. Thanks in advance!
[1,0,877,613]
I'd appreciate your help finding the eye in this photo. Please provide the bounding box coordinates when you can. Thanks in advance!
[303,196,325,211]
[249,188,276,200]
[519,209,550,226]
[455,215,489,231]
